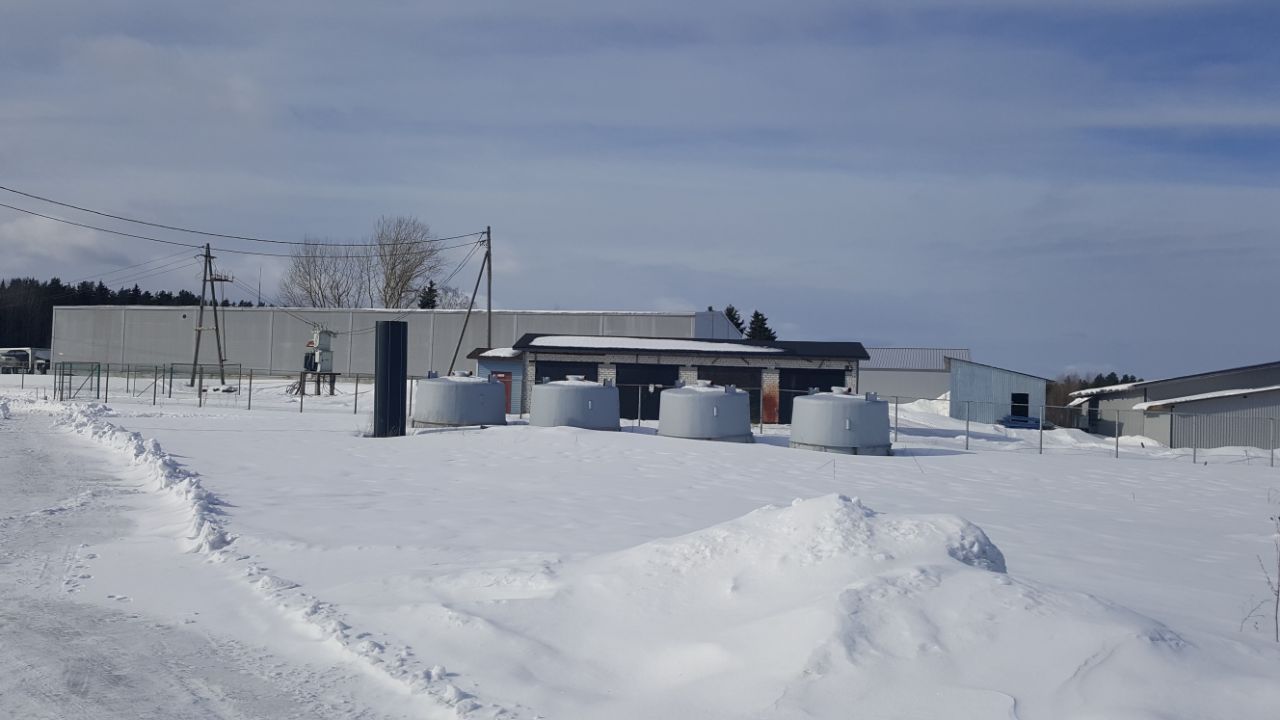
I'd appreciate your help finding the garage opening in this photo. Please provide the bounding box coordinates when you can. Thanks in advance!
[697,366,763,423]
[616,363,680,420]
[778,368,847,424]
[533,360,599,383]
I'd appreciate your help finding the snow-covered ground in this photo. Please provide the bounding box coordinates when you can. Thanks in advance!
[3,373,1279,719]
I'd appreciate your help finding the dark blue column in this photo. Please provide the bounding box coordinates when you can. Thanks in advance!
[373,321,408,437]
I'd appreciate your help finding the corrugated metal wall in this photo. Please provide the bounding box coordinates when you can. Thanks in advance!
[859,369,950,402]
[948,359,1047,424]
[52,307,728,376]
[1091,390,1148,438]
[1163,391,1280,449]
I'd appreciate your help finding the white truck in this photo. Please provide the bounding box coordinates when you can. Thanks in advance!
[0,347,50,374]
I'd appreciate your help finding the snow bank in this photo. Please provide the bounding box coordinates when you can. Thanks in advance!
[19,398,513,719]
[42,401,234,555]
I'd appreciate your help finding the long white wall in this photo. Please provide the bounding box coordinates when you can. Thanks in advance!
[51,306,740,376]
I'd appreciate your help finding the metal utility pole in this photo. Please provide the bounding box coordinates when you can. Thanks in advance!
[485,226,493,350]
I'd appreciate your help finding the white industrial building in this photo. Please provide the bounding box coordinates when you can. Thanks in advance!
[858,348,971,401]
[1069,360,1280,449]
[50,306,741,377]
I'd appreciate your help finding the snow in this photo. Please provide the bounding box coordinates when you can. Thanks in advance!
[477,347,521,358]
[1132,383,1280,410]
[4,372,1280,719]
[527,335,784,353]
[1069,382,1141,398]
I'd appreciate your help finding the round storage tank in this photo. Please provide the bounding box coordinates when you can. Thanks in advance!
[657,380,753,442]
[789,388,891,455]
[530,376,620,431]
[412,371,507,427]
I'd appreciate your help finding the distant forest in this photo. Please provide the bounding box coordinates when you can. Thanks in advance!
[0,277,260,348]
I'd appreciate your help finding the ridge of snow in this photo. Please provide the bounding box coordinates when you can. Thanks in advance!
[1069,382,1140,398]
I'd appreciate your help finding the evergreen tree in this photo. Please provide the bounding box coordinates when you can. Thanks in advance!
[417,280,440,309]
[723,305,745,335]
[745,310,777,341]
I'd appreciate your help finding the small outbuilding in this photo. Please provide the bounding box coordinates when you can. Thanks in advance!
[947,358,1049,425]
[510,334,870,424]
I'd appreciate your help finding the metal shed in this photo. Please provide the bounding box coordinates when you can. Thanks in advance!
[947,358,1048,425]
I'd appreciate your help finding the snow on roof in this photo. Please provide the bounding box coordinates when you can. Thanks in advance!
[1066,397,1089,408]
[1132,384,1280,411]
[479,347,521,358]
[862,348,971,371]
[1069,382,1140,399]
[526,335,784,354]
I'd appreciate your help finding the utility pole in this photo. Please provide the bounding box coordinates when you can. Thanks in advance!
[485,226,493,350]
[188,243,231,386]
[189,245,210,386]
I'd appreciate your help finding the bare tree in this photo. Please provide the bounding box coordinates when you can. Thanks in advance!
[436,284,471,309]
[368,216,445,309]
[278,239,365,308]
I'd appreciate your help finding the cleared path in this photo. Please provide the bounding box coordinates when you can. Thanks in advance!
[0,407,406,720]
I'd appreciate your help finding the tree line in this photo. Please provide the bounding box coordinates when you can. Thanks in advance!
[0,277,255,347]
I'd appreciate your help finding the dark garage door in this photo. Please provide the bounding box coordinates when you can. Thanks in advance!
[778,368,847,424]
[533,360,599,383]
[697,366,762,423]
[616,363,680,421]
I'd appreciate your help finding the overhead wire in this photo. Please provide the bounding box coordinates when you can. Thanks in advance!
[0,201,487,258]
[0,183,486,247]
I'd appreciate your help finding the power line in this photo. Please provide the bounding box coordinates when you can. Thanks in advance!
[0,183,486,247]
[0,201,487,258]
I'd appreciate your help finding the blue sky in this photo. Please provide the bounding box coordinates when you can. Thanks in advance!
[2,1,1278,379]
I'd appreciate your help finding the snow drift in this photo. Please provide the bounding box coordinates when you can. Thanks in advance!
[441,494,1279,718]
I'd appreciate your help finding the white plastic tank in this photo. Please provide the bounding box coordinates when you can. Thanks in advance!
[412,371,507,427]
[658,380,753,442]
[530,376,620,431]
[789,387,891,455]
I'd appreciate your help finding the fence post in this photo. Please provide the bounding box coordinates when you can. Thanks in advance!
[407,377,414,427]
[894,396,899,442]
[104,363,110,402]
[197,368,204,408]
[1114,410,1120,459]
[758,392,764,435]
[248,369,254,411]
[353,374,359,414]
[20,371,24,390]
[299,376,304,413]
[152,366,158,406]
[1192,415,1198,464]
[637,385,642,427]
[964,401,971,450]
[168,365,174,398]
[1270,418,1275,468]
[1039,405,1044,455]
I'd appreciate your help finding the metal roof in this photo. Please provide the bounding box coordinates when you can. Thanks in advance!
[945,357,1051,382]
[1068,360,1280,398]
[512,334,869,360]
[862,347,971,371]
